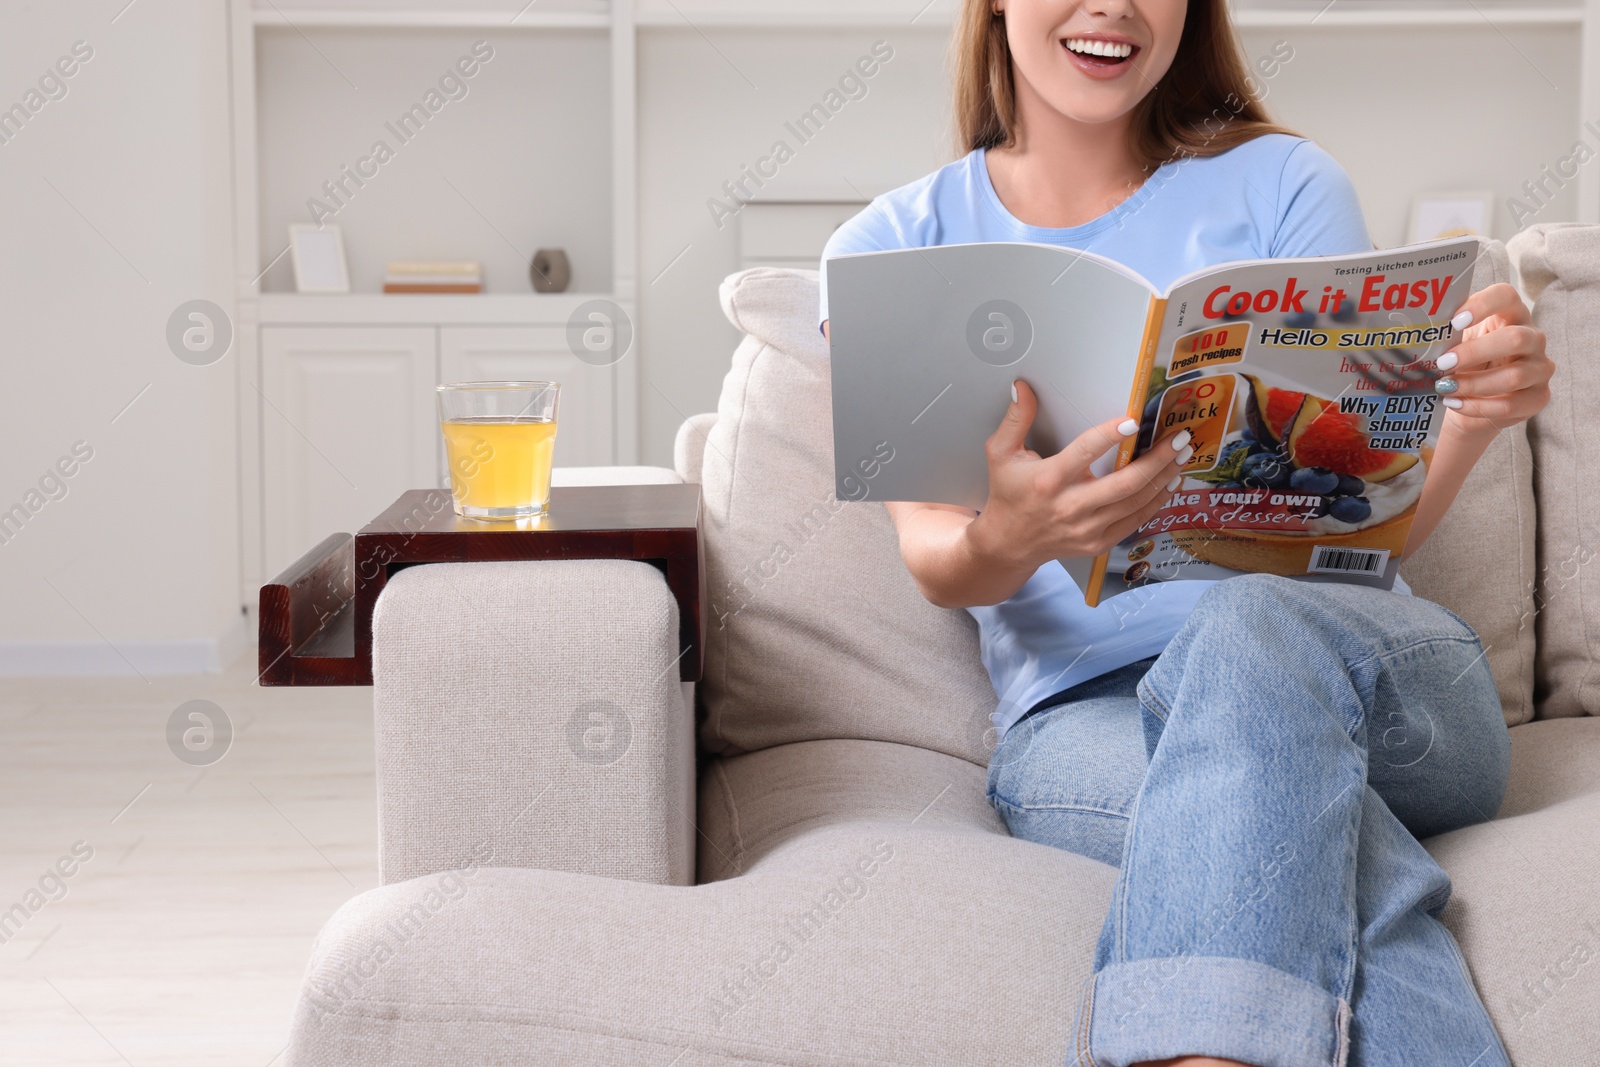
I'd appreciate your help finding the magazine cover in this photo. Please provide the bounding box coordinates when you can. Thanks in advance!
[824,236,1481,606]
[1095,238,1478,602]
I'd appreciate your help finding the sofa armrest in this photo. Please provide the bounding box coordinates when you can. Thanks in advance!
[550,464,682,486]
[674,413,718,484]
[370,559,695,886]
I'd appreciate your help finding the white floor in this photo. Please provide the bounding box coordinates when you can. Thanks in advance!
[0,649,377,1066]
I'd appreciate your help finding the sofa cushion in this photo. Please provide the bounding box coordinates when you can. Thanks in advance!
[288,783,1116,1066]
[1426,717,1600,1063]
[1507,224,1600,720]
[285,718,1600,1067]
[697,267,998,764]
[1398,240,1539,727]
[696,737,1009,883]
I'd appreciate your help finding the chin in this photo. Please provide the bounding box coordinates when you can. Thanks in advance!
[1035,89,1145,128]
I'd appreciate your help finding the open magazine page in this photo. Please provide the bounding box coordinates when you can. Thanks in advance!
[827,242,1155,526]
[1091,235,1480,603]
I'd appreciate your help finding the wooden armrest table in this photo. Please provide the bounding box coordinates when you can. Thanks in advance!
[258,484,705,686]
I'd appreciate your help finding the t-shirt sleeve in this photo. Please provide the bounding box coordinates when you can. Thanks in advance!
[1269,139,1372,260]
[818,199,907,334]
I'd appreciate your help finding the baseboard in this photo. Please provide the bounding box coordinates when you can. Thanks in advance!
[0,614,254,676]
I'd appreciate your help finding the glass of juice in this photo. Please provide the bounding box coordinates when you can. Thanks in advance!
[437,381,560,520]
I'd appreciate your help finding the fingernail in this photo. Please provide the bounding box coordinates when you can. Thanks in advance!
[1172,429,1192,451]
[1434,377,1459,395]
[1177,445,1194,465]
[1437,351,1459,371]
[1117,418,1139,436]
[1166,475,1182,491]
[1451,309,1474,331]
[1443,397,1463,409]
[1010,381,1019,404]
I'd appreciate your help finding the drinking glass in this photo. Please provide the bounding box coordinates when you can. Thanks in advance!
[436,381,561,519]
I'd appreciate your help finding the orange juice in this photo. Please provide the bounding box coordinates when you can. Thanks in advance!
[441,417,557,516]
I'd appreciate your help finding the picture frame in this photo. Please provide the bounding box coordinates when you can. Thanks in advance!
[288,223,351,293]
[1407,191,1496,245]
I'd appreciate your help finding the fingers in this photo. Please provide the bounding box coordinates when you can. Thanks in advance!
[1437,323,1545,375]
[1100,456,1183,532]
[985,377,1039,463]
[1441,386,1551,424]
[1448,282,1530,332]
[1441,354,1554,403]
[1050,412,1143,480]
[1085,428,1193,515]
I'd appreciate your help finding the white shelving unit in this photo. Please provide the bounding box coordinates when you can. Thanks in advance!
[229,0,638,589]
[250,10,614,27]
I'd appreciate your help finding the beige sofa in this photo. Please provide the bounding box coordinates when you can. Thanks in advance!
[286,227,1600,1066]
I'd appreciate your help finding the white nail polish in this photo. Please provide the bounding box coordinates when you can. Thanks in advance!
[1172,429,1192,451]
[1177,445,1194,465]
[1117,418,1139,436]
[1443,397,1463,409]
[1437,351,1459,371]
[1010,381,1019,404]
[1166,475,1182,492]
[1450,310,1474,331]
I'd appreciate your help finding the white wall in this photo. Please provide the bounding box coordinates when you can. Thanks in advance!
[637,26,955,466]
[635,20,1584,466]
[0,0,242,673]
[1237,24,1581,245]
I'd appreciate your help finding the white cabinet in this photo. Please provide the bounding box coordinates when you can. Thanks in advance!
[440,326,616,475]
[260,326,437,579]
[256,320,621,581]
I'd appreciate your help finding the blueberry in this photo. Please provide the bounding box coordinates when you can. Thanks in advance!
[1285,310,1316,329]
[1289,466,1339,494]
[1329,495,1372,523]
[1334,474,1365,497]
[1242,452,1291,488]
[1305,496,1334,518]
[1246,442,1273,457]
[1219,440,1249,463]
[1239,427,1256,445]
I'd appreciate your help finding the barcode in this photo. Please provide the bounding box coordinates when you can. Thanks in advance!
[1308,545,1389,575]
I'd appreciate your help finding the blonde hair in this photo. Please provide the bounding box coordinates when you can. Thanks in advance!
[952,0,1296,172]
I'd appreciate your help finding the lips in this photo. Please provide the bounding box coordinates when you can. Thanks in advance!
[1060,35,1140,76]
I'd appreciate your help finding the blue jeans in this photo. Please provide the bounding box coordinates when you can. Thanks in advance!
[986,575,1512,1067]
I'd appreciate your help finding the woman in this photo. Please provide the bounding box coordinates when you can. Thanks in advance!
[818,2,1553,1066]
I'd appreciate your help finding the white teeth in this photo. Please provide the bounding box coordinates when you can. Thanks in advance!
[1064,38,1133,59]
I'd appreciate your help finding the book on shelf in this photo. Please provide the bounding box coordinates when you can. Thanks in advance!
[825,235,1479,606]
[384,260,482,294]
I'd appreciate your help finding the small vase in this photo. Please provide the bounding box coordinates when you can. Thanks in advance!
[531,248,571,293]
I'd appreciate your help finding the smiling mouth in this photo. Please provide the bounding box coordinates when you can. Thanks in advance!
[1061,37,1138,66]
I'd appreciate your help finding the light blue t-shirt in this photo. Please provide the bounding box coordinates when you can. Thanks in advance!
[819,134,1409,739]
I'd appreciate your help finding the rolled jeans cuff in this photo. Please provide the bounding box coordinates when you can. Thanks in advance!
[1074,956,1351,1067]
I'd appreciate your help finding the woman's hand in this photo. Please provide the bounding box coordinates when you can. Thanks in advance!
[1402,283,1554,556]
[1437,283,1554,437]
[967,379,1193,573]
[882,378,1194,609]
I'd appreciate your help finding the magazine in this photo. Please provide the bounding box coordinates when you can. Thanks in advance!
[825,235,1480,606]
